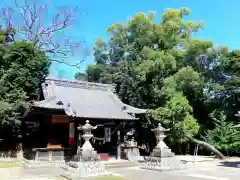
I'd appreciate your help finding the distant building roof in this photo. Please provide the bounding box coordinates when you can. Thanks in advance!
[33,77,147,120]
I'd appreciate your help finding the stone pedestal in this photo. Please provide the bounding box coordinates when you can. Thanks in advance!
[60,161,109,179]
[60,120,110,179]
[140,123,184,171]
[151,147,174,157]
[122,138,141,161]
[122,145,141,161]
[141,156,185,171]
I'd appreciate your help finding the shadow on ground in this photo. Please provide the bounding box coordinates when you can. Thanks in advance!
[217,161,240,168]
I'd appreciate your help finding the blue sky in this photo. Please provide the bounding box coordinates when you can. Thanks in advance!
[2,0,240,79]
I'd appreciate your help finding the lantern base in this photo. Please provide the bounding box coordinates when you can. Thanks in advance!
[60,161,109,179]
[151,147,174,157]
[140,156,186,171]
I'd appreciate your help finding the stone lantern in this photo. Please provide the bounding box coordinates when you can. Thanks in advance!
[77,120,98,161]
[61,120,107,178]
[151,123,173,157]
[141,123,184,171]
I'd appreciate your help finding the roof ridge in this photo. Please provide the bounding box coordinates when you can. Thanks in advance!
[45,77,115,91]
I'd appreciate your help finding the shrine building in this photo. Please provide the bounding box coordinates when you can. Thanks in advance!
[23,77,147,160]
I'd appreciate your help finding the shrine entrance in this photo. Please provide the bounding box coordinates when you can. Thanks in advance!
[23,77,147,161]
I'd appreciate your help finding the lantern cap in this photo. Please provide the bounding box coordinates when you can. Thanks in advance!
[78,120,97,130]
[151,123,169,132]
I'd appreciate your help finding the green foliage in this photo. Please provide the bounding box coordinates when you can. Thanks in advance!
[150,91,199,143]
[75,8,240,154]
[221,50,240,90]
[0,101,22,127]
[221,50,240,76]
[0,39,50,128]
[161,66,203,99]
[75,39,113,84]
[1,41,50,100]
[203,110,240,154]
[208,50,240,125]
[93,39,110,65]
[75,72,88,81]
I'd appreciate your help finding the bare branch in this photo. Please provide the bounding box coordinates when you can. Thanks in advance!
[0,7,13,28]
[0,0,86,68]
[50,58,84,69]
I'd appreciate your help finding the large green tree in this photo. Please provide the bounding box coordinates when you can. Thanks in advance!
[0,38,50,129]
[219,51,240,122]
[76,8,240,157]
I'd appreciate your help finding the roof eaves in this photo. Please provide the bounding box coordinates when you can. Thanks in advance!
[123,104,148,114]
[109,92,148,114]
[69,115,139,120]
[64,103,77,117]
[32,96,64,110]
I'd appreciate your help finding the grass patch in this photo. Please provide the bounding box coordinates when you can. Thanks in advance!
[95,176,127,180]
[0,161,21,168]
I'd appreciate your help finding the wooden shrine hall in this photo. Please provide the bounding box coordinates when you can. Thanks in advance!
[23,77,147,160]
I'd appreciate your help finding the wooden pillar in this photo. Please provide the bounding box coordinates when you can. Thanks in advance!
[17,121,23,151]
[35,151,39,161]
[117,131,121,160]
[69,121,75,146]
[77,124,81,153]
[120,121,124,143]
[116,121,124,160]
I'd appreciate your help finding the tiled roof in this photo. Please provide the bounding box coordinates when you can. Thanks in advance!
[33,77,147,120]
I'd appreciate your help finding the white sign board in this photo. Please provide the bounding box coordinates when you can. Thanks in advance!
[104,128,111,142]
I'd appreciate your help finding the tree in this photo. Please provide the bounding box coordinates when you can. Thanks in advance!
[203,110,240,156]
[221,50,240,90]
[75,39,112,83]
[221,51,240,117]
[150,91,200,142]
[206,50,240,126]
[75,72,88,81]
[0,0,86,67]
[0,40,50,128]
[149,67,226,159]
[80,9,204,107]
[76,8,238,158]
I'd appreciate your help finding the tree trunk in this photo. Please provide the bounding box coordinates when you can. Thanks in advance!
[186,135,226,160]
